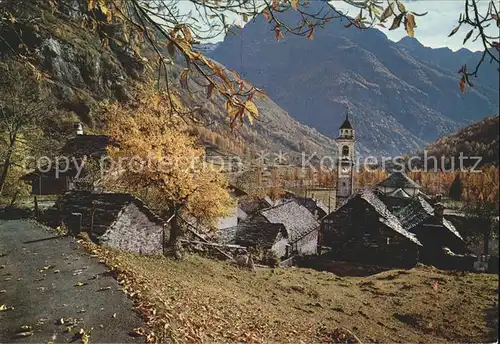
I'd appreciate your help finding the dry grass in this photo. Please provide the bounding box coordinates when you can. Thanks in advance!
[84,242,498,343]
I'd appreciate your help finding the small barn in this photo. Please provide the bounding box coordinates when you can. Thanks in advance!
[258,201,320,256]
[53,191,165,255]
[321,189,422,267]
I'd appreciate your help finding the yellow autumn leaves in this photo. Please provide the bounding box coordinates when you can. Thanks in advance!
[225,96,260,127]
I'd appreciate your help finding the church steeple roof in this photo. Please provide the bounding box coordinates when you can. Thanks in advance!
[339,113,353,130]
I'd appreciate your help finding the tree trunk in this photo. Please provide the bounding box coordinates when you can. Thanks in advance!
[167,214,183,259]
[0,135,17,197]
[168,214,180,246]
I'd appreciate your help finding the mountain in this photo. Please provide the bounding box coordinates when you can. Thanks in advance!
[193,42,221,54]
[209,2,499,156]
[0,1,337,160]
[423,115,499,167]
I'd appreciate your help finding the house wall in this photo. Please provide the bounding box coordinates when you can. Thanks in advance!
[31,176,69,195]
[294,229,319,256]
[271,234,289,258]
[321,200,419,267]
[100,203,164,255]
[216,205,238,230]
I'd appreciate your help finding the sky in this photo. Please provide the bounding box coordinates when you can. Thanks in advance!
[331,0,495,52]
[183,0,496,52]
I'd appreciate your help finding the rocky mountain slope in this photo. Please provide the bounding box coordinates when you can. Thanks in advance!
[209,2,499,156]
[423,115,499,167]
[0,1,338,159]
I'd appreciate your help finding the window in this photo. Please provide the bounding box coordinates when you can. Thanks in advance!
[342,145,349,156]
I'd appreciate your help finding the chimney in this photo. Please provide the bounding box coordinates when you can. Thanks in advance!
[434,202,444,221]
[74,122,84,135]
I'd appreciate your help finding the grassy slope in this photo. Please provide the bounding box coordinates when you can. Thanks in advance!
[91,244,498,343]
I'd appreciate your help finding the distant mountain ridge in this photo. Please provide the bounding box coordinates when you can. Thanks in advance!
[209,3,499,157]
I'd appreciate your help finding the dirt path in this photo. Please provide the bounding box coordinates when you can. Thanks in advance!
[0,220,144,343]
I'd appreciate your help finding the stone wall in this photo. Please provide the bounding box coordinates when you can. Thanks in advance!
[215,205,238,230]
[100,203,164,255]
[271,235,289,258]
[295,229,319,256]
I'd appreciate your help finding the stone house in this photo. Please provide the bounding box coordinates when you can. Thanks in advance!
[186,184,249,233]
[215,184,248,229]
[376,171,423,198]
[394,196,469,266]
[22,123,114,195]
[52,191,165,255]
[257,201,320,256]
[320,189,422,267]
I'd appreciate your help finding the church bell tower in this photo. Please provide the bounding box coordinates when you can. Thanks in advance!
[336,113,356,208]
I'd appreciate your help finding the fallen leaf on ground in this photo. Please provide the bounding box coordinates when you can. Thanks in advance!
[19,325,33,331]
[36,318,49,325]
[74,282,88,287]
[129,328,145,337]
[0,304,14,311]
[0,290,6,294]
[39,265,55,272]
[112,313,117,318]
[54,270,60,274]
[98,286,112,291]
[73,328,90,344]
[0,265,5,269]
[58,317,74,325]
[12,331,33,338]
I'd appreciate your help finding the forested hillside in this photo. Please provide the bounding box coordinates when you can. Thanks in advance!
[423,115,499,167]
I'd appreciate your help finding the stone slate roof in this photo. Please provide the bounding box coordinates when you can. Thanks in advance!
[214,222,287,249]
[228,184,247,197]
[259,201,319,243]
[355,189,422,245]
[238,195,274,215]
[339,114,353,129]
[395,196,463,240]
[61,135,114,158]
[377,172,422,189]
[283,196,329,218]
[53,191,163,237]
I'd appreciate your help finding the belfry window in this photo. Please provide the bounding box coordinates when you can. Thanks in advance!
[342,145,349,156]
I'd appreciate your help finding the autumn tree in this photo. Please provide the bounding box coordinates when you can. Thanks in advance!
[2,0,496,131]
[449,174,463,201]
[0,61,54,198]
[102,84,233,256]
[462,166,499,256]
